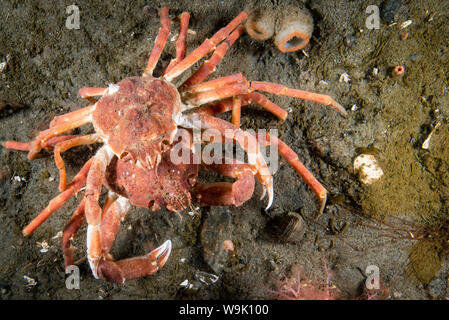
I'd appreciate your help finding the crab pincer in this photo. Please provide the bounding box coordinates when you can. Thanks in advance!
[96,240,172,284]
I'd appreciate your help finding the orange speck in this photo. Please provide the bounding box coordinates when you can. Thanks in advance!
[222,239,234,252]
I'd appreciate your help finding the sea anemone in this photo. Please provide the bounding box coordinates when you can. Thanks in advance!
[245,4,314,53]
[244,10,275,41]
[392,65,405,78]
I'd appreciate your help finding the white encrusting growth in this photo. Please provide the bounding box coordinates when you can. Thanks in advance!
[106,83,120,95]
[353,154,384,185]
[116,195,130,213]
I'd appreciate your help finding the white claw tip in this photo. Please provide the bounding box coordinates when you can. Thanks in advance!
[156,240,172,267]
[264,186,274,211]
[159,240,172,256]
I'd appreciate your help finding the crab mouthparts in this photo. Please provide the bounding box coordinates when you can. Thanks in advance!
[120,143,163,169]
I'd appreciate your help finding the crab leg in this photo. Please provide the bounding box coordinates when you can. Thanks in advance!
[3,105,95,159]
[49,104,96,128]
[180,25,244,88]
[78,87,107,100]
[21,105,96,159]
[84,147,171,283]
[186,78,346,116]
[22,158,93,236]
[2,135,80,152]
[184,73,288,120]
[98,194,129,254]
[250,81,348,117]
[196,159,255,206]
[144,7,171,76]
[96,195,171,284]
[249,92,289,120]
[62,199,86,267]
[163,11,248,82]
[27,118,93,159]
[62,190,118,267]
[177,113,274,209]
[165,12,190,74]
[231,95,242,127]
[194,92,288,120]
[184,73,245,93]
[54,133,102,192]
[194,95,249,116]
[84,147,113,277]
[186,82,248,106]
[257,132,328,216]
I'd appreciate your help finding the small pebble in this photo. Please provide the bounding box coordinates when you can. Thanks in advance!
[221,240,234,252]
[400,31,408,40]
[0,168,10,182]
[194,271,219,286]
[339,72,351,83]
[409,54,421,61]
[24,275,37,287]
[400,20,413,30]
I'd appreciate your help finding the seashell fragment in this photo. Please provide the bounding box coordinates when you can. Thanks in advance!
[271,211,306,243]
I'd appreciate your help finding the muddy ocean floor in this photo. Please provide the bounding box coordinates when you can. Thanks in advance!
[0,0,448,299]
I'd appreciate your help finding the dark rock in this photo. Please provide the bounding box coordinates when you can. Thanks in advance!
[0,100,25,117]
[142,5,158,17]
[0,280,11,297]
[381,0,408,24]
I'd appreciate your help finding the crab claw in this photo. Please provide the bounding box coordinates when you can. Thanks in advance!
[97,240,172,284]
[149,239,172,268]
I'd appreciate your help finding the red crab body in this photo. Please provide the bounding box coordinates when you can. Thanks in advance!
[3,6,346,283]
[105,143,198,213]
[93,76,180,168]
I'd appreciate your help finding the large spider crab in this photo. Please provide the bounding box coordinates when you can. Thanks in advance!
[3,7,346,283]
